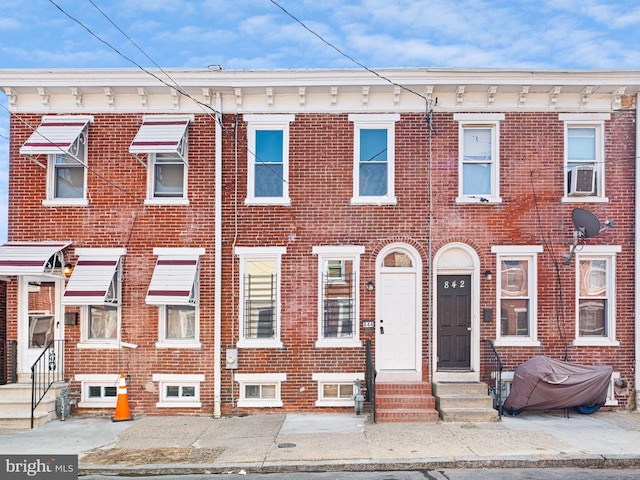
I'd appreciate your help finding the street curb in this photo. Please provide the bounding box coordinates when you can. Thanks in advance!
[78,455,640,476]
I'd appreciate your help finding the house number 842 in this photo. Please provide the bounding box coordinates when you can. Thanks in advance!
[443,280,465,289]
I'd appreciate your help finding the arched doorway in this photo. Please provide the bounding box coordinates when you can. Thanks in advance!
[375,243,422,381]
[432,243,480,383]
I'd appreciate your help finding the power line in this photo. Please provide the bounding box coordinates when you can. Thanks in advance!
[268,0,429,104]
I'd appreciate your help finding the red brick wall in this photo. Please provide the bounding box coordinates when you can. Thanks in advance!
[6,107,636,415]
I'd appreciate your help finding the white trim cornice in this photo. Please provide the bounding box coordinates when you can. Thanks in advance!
[1,68,640,114]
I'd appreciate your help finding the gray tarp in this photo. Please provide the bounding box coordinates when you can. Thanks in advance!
[503,355,612,412]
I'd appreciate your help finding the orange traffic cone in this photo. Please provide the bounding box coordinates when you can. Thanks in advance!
[112,372,133,422]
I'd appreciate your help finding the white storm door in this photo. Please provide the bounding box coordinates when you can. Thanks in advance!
[377,272,416,371]
[18,276,64,374]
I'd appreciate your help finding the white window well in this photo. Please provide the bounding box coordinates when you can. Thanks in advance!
[75,374,119,408]
[20,115,93,207]
[235,373,286,408]
[152,374,205,408]
[312,373,363,407]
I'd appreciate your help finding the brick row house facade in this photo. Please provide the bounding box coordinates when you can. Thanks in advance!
[0,68,639,424]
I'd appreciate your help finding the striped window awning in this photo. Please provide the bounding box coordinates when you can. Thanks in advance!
[20,116,92,157]
[146,248,205,306]
[129,115,193,163]
[62,249,126,305]
[0,242,72,276]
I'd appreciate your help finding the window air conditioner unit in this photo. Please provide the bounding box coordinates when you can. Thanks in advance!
[568,166,596,196]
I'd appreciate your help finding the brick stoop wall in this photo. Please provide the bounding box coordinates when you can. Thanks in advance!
[374,381,439,422]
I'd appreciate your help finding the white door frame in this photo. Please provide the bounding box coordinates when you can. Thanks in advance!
[17,275,65,377]
[432,242,480,383]
[375,243,422,381]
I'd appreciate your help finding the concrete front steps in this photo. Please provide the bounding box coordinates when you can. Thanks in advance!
[0,382,68,429]
[374,381,440,422]
[433,381,499,422]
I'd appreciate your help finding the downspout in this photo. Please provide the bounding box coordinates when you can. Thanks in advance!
[213,93,223,418]
[635,93,640,410]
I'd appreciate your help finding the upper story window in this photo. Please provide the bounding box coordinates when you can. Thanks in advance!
[349,114,399,205]
[19,115,93,207]
[454,113,504,204]
[129,115,193,206]
[235,246,286,348]
[313,246,364,348]
[244,114,294,206]
[559,113,609,202]
[492,246,542,347]
[573,245,620,346]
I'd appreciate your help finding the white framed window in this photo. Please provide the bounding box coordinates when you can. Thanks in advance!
[244,114,294,205]
[19,116,92,207]
[573,245,620,346]
[349,114,399,205]
[235,247,286,348]
[235,373,286,408]
[78,304,121,349]
[152,374,205,408]
[47,150,88,205]
[313,246,364,348]
[148,248,204,349]
[75,374,119,408]
[157,305,200,348]
[129,115,192,206]
[455,113,504,204]
[492,246,542,346]
[560,113,609,202]
[147,152,188,204]
[312,373,363,407]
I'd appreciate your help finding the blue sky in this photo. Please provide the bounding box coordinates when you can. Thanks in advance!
[1,0,640,242]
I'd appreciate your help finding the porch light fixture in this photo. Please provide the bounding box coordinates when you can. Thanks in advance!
[64,263,73,278]
[484,270,492,281]
[365,281,374,291]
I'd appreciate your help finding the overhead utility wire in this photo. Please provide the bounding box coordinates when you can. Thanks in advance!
[47,0,286,184]
[268,0,429,104]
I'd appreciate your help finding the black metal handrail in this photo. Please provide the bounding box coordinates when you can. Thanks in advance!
[31,340,65,429]
[364,339,376,423]
[1,340,18,385]
[483,339,504,418]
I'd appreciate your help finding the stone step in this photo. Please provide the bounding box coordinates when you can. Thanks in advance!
[0,410,56,429]
[436,393,495,410]
[439,408,500,423]
[432,381,489,396]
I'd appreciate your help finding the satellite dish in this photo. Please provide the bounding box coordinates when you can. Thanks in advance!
[572,208,601,239]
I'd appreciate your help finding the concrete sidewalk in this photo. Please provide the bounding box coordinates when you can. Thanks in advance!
[2,410,640,475]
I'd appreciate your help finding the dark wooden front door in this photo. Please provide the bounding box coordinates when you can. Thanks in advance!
[437,275,471,370]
